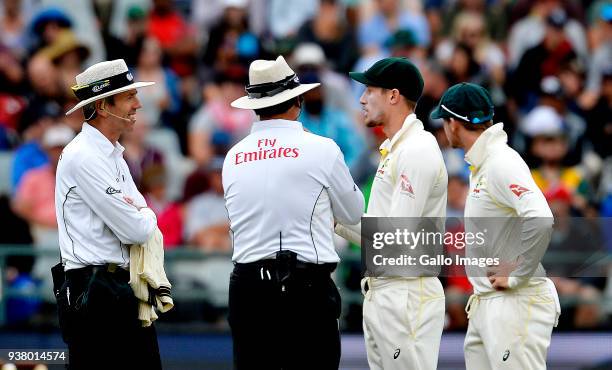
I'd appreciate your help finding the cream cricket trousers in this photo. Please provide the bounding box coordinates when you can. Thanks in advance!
[362,277,445,370]
[464,279,561,370]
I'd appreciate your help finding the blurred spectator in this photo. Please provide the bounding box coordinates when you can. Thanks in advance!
[268,0,319,41]
[579,3,612,110]
[546,188,606,328]
[291,42,356,115]
[0,0,28,60]
[37,30,90,99]
[147,0,197,77]
[134,37,180,126]
[358,0,430,55]
[12,124,74,303]
[296,0,358,74]
[10,104,60,191]
[536,76,586,164]
[27,6,72,55]
[121,115,165,190]
[188,66,254,167]
[522,106,591,212]
[586,67,612,160]
[184,157,230,251]
[511,9,580,109]
[202,0,261,81]
[508,1,588,69]
[12,124,74,243]
[435,11,505,86]
[92,0,128,62]
[443,42,487,86]
[123,5,148,67]
[447,174,468,219]
[298,72,366,175]
[142,164,184,249]
[439,0,508,42]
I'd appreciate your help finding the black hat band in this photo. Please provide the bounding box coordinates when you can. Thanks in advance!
[71,71,135,101]
[245,74,300,99]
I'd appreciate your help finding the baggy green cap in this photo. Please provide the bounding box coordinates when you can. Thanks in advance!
[349,57,424,102]
[430,82,494,124]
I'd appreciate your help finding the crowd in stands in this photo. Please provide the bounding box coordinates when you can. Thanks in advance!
[0,0,610,330]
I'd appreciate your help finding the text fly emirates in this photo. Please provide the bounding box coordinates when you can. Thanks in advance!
[235,138,300,165]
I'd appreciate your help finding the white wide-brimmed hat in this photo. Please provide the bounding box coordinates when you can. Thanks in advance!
[65,59,154,115]
[231,56,320,110]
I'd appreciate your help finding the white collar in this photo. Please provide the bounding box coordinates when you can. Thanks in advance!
[379,113,423,153]
[250,119,303,133]
[464,122,507,170]
[82,122,125,157]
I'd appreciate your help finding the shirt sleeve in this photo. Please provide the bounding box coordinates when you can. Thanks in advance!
[326,147,364,226]
[74,159,157,245]
[487,157,554,288]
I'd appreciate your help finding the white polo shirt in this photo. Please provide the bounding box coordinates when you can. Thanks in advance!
[463,123,554,294]
[55,123,157,271]
[335,114,448,243]
[223,119,364,264]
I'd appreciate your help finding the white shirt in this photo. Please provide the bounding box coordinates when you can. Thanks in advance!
[463,123,554,294]
[335,114,448,243]
[55,123,157,271]
[223,119,364,264]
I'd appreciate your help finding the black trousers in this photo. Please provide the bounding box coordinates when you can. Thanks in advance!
[56,266,162,370]
[228,260,342,370]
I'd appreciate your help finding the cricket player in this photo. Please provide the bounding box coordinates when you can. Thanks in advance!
[431,82,561,369]
[336,57,448,370]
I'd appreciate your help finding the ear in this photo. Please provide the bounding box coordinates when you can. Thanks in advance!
[388,89,401,105]
[96,99,108,117]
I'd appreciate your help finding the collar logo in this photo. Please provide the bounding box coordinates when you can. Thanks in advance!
[105,186,122,195]
[92,81,110,93]
[393,348,401,359]
[502,349,510,361]
[509,184,531,198]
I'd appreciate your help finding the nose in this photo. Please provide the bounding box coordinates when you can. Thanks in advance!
[133,95,142,110]
[359,90,366,105]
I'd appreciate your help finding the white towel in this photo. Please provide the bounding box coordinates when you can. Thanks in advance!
[129,227,174,327]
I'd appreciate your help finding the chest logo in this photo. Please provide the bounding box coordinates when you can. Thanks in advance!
[399,174,415,197]
[106,186,122,195]
[509,184,531,198]
[471,177,486,198]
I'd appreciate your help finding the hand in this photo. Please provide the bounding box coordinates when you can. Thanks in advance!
[486,257,522,291]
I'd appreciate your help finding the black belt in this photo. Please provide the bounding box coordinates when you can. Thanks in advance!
[235,259,337,274]
[66,264,130,283]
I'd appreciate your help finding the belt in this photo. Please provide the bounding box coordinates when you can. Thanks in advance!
[234,259,337,278]
[66,264,130,283]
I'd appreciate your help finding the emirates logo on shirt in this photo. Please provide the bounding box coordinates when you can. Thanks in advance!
[400,174,415,198]
[509,184,531,198]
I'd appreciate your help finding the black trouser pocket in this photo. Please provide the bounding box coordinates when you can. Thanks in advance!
[56,281,76,344]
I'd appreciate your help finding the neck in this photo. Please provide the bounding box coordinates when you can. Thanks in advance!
[89,119,120,145]
[383,108,412,139]
[260,107,300,122]
[461,130,482,152]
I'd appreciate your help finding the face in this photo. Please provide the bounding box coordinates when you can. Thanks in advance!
[443,118,462,148]
[359,86,388,127]
[104,89,141,134]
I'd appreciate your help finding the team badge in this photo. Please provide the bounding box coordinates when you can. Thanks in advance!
[400,174,415,197]
[509,184,531,198]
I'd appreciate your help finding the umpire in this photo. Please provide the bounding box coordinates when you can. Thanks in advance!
[224,56,364,369]
[55,59,161,369]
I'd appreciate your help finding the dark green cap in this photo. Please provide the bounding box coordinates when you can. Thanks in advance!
[384,29,418,49]
[349,57,424,102]
[430,82,494,124]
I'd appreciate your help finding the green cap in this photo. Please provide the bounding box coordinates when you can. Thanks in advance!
[430,82,494,124]
[384,29,418,49]
[349,57,424,102]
